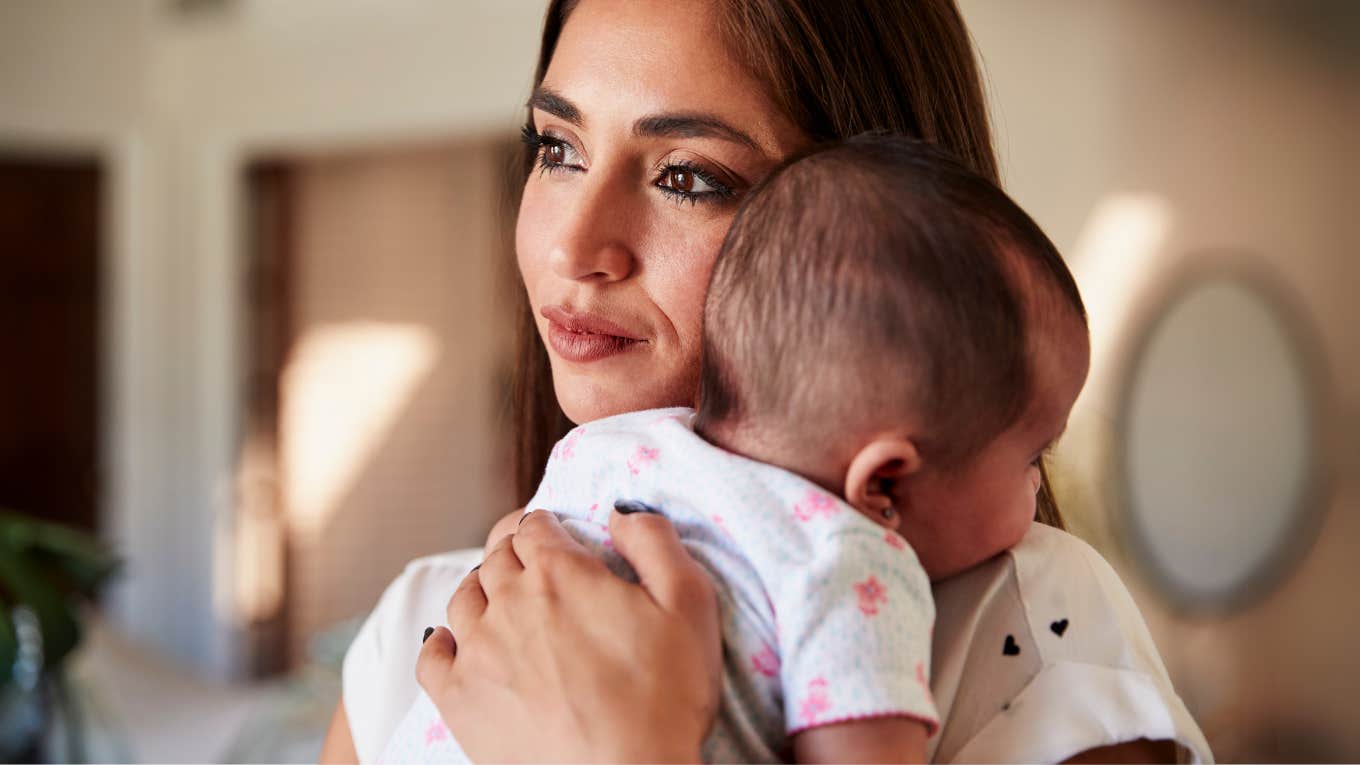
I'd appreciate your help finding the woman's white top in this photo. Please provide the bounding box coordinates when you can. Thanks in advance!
[342,522,1212,763]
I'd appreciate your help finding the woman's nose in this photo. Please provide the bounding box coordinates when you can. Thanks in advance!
[548,172,638,283]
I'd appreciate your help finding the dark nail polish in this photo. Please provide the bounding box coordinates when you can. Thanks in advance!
[613,499,656,515]
[422,626,434,644]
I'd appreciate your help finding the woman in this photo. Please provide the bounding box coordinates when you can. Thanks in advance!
[323,0,1209,761]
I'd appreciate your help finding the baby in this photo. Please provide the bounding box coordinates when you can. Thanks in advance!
[382,135,1089,763]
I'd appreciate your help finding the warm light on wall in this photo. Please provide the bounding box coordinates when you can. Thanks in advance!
[280,321,438,537]
[1069,192,1175,408]
[1053,193,1174,540]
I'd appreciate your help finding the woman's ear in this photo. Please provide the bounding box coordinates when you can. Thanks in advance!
[844,435,922,531]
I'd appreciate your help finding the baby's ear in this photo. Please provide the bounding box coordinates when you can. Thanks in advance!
[844,435,922,531]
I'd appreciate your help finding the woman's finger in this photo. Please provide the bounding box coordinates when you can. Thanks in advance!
[609,507,715,617]
[446,565,488,636]
[477,531,523,599]
[416,506,720,763]
[415,626,457,697]
[510,509,584,567]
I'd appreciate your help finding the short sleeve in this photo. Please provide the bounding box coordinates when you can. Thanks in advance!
[952,661,1207,764]
[928,525,1212,763]
[774,525,938,736]
[341,549,482,764]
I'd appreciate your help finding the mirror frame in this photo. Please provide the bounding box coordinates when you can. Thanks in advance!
[1109,258,1332,614]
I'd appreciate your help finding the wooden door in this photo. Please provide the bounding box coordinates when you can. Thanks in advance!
[0,154,102,532]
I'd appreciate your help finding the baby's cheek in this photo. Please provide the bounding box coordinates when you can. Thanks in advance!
[991,478,1040,554]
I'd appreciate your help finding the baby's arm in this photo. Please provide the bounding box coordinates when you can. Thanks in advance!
[794,717,928,763]
[774,521,938,764]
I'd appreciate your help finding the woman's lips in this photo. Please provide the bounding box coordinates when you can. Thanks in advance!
[541,305,645,363]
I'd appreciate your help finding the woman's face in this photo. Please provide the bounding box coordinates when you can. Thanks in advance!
[516,0,806,424]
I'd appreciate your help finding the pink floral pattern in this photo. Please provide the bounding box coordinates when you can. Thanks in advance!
[555,428,584,460]
[424,718,449,746]
[712,513,735,539]
[916,661,936,706]
[792,490,838,522]
[854,575,888,616]
[884,530,906,550]
[626,445,660,475]
[751,641,780,677]
[799,677,832,726]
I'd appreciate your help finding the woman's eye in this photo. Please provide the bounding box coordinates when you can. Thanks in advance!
[655,163,734,205]
[538,138,580,171]
[521,126,582,174]
[662,167,699,193]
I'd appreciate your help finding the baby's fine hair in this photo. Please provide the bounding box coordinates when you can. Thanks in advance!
[695,134,1086,466]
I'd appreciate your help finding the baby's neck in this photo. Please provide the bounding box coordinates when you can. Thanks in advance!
[696,418,848,499]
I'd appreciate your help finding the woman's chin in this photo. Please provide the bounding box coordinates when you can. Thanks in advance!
[551,363,692,425]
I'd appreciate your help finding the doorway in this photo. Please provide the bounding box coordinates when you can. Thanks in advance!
[239,138,518,671]
[0,153,102,533]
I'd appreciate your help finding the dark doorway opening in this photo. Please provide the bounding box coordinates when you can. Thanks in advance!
[0,153,102,534]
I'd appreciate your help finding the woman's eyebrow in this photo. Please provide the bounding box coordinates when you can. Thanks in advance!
[528,86,582,126]
[633,113,761,152]
[529,87,763,153]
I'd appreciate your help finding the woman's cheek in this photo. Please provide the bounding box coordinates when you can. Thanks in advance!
[515,183,553,302]
[650,214,732,342]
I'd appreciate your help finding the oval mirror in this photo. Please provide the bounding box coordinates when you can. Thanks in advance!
[1116,271,1325,612]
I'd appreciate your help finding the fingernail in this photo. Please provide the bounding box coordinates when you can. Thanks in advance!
[422,626,434,644]
[613,499,656,515]
[471,564,481,572]
[518,510,533,526]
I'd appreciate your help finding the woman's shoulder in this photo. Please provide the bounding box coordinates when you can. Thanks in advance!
[342,548,482,764]
[929,524,1212,763]
[354,549,483,662]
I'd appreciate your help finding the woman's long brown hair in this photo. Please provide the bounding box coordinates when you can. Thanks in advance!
[510,0,1065,530]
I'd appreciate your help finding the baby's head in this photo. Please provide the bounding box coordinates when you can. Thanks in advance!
[695,135,1090,579]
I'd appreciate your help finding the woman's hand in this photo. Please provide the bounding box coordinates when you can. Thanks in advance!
[416,508,722,763]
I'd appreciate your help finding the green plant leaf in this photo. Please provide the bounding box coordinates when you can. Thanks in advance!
[0,513,119,597]
[0,606,15,687]
[0,511,118,678]
[0,552,81,669]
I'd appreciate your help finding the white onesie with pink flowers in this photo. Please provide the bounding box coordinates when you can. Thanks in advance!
[379,406,938,763]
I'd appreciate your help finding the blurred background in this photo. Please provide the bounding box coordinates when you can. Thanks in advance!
[0,0,1355,761]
